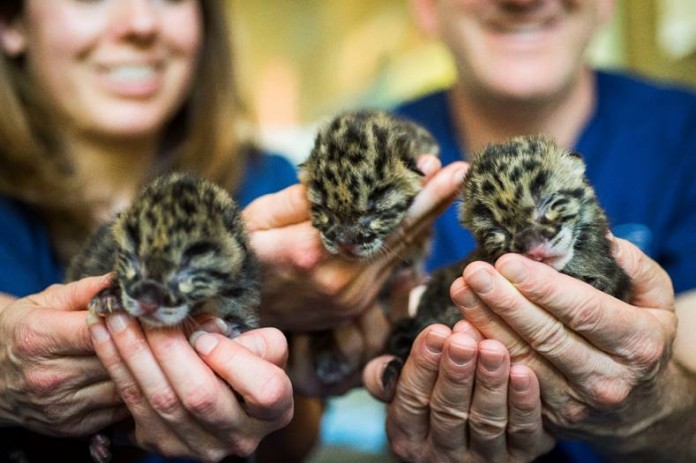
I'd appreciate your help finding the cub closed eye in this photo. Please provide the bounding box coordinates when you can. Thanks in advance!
[182,241,220,261]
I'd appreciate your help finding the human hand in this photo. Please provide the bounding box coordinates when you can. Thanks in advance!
[88,314,293,461]
[243,155,467,331]
[450,236,677,440]
[287,300,391,397]
[363,320,554,463]
[0,276,128,436]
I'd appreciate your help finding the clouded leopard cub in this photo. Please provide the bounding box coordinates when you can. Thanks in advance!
[299,109,439,384]
[383,135,632,387]
[67,172,260,333]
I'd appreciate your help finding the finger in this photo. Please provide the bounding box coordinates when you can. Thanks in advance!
[387,162,467,263]
[507,364,555,457]
[404,161,467,223]
[91,315,213,453]
[248,221,325,271]
[450,275,572,409]
[468,340,510,460]
[452,319,485,343]
[242,184,308,232]
[232,327,289,368]
[357,302,390,358]
[88,315,162,423]
[363,355,397,402]
[416,154,442,180]
[493,254,672,356]
[146,329,243,429]
[610,236,674,309]
[428,333,478,453]
[387,324,451,444]
[24,275,113,356]
[33,274,112,312]
[191,331,293,423]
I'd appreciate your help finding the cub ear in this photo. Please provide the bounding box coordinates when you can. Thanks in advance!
[566,151,587,176]
[297,163,311,185]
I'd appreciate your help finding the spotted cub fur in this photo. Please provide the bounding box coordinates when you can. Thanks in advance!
[300,109,439,259]
[67,172,260,332]
[299,109,439,384]
[383,135,632,387]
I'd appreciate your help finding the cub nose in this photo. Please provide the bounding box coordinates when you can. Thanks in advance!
[131,281,166,315]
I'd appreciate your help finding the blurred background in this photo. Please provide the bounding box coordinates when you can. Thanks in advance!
[229,0,696,164]
[226,1,696,461]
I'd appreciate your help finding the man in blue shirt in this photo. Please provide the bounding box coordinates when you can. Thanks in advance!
[363,0,696,461]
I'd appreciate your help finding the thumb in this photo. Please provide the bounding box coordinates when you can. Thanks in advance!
[37,274,113,312]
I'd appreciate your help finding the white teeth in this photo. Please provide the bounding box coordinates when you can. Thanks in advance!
[106,65,156,80]
[498,23,545,33]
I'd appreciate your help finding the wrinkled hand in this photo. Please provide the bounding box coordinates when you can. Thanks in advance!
[450,236,677,440]
[363,320,554,463]
[243,155,467,331]
[0,276,128,436]
[88,314,293,461]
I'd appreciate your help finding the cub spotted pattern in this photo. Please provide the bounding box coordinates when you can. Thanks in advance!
[67,172,260,332]
[383,135,632,387]
[299,109,439,384]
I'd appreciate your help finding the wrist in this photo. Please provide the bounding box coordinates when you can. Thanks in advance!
[590,360,696,461]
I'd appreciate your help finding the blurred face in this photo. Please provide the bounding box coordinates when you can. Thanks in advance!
[414,0,614,101]
[1,0,203,138]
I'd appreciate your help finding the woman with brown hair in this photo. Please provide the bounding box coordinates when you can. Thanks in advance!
[0,0,298,461]
[0,1,464,461]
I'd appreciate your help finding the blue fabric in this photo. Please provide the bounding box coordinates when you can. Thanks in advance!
[393,70,696,462]
[0,152,298,298]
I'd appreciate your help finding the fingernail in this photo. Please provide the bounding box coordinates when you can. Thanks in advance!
[190,331,219,356]
[455,288,479,309]
[106,313,129,333]
[511,372,531,392]
[468,269,493,294]
[417,155,438,175]
[199,318,230,336]
[479,349,503,372]
[609,233,622,257]
[87,317,110,343]
[453,165,468,185]
[425,329,447,354]
[499,258,527,283]
[448,341,475,366]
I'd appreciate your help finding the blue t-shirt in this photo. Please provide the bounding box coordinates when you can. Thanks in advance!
[394,70,696,462]
[0,152,298,298]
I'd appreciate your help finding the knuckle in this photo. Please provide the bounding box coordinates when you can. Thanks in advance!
[181,385,218,417]
[12,327,44,359]
[24,368,65,398]
[566,298,603,333]
[118,381,145,407]
[586,378,631,409]
[389,438,420,462]
[233,438,261,458]
[529,319,570,357]
[554,401,590,427]
[626,337,665,372]
[467,410,507,440]
[149,387,181,417]
[256,371,292,411]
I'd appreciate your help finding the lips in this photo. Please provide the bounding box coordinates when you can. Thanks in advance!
[96,62,163,98]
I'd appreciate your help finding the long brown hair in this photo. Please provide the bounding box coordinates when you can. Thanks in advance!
[0,0,249,263]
